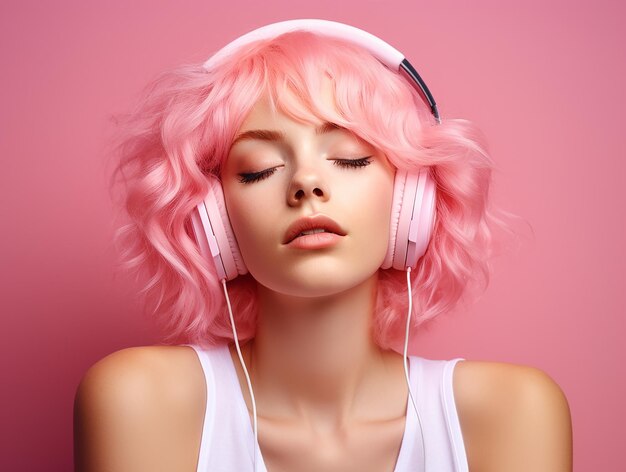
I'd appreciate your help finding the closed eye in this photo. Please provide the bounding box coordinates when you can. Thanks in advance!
[332,157,372,169]
[238,167,279,184]
[238,157,371,183]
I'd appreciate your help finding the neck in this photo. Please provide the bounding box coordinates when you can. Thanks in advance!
[234,272,405,432]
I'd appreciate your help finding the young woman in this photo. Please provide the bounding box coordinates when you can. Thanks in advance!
[74,20,572,472]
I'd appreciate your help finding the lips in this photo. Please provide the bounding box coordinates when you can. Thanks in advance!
[283,214,347,244]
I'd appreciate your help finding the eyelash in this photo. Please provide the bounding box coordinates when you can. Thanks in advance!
[237,157,372,184]
[238,168,277,184]
[333,156,372,169]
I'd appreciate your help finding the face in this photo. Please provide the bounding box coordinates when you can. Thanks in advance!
[220,90,396,298]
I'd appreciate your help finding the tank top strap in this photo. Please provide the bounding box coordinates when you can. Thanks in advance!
[403,355,468,472]
[442,358,468,472]
[185,344,261,472]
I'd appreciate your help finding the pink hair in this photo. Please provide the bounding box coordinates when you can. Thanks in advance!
[111,31,513,351]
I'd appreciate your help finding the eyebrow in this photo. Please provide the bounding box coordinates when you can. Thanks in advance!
[231,122,343,147]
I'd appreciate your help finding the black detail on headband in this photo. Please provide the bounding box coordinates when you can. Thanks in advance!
[400,59,440,123]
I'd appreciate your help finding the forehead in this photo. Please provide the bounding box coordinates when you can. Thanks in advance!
[237,73,337,133]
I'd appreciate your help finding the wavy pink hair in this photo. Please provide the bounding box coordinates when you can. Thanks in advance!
[111,31,513,351]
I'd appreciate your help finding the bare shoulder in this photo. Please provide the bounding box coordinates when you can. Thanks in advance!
[453,360,573,472]
[74,345,206,472]
[75,345,205,412]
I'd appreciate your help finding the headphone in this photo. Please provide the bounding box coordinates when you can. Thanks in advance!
[190,19,439,282]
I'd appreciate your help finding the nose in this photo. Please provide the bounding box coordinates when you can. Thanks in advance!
[287,167,330,206]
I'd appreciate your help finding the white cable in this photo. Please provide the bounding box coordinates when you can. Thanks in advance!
[404,267,427,471]
[221,279,259,472]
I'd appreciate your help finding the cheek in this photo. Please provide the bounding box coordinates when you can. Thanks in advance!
[346,170,395,261]
[223,187,278,273]
[368,185,394,256]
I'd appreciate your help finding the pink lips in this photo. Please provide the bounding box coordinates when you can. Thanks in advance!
[283,214,347,248]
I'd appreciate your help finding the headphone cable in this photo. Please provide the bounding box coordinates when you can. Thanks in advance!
[404,267,427,471]
[222,279,259,472]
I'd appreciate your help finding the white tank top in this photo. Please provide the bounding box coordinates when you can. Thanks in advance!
[186,344,468,472]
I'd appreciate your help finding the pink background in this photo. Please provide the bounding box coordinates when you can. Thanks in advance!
[1,0,623,470]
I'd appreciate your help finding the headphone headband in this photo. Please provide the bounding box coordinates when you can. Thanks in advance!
[203,19,440,122]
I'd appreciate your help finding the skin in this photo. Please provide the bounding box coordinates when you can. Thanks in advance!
[74,89,573,471]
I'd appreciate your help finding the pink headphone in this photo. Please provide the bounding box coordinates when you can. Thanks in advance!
[190,19,439,281]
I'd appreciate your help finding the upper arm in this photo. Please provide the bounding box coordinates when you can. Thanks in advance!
[73,347,205,472]
[454,361,573,472]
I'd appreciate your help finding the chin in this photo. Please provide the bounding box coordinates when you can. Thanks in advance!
[254,264,381,299]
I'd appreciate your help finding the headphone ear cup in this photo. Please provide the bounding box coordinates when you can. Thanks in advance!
[382,171,407,270]
[382,169,437,271]
[190,177,247,281]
